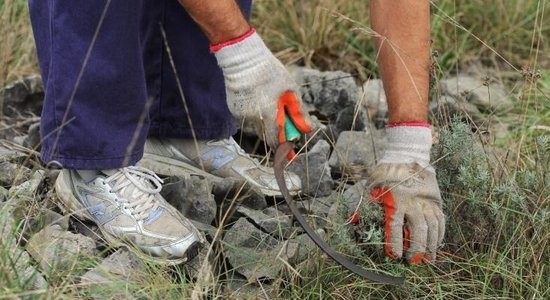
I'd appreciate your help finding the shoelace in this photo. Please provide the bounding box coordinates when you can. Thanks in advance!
[104,166,164,221]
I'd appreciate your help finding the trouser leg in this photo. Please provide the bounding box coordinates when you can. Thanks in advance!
[143,0,252,139]
[29,0,253,169]
[29,0,149,169]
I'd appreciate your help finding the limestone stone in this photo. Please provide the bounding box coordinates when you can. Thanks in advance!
[277,229,325,265]
[212,177,267,210]
[23,122,41,150]
[0,161,30,186]
[439,75,513,113]
[328,130,386,178]
[81,249,147,285]
[27,224,98,271]
[0,75,44,117]
[237,205,292,239]
[223,218,281,281]
[288,139,333,197]
[161,175,216,225]
[362,79,388,128]
[289,66,367,135]
[0,186,8,202]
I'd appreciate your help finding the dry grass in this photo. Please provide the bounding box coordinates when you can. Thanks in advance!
[254,0,550,80]
[0,0,37,88]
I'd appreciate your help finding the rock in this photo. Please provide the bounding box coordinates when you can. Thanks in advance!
[6,170,45,222]
[7,170,44,201]
[15,179,69,238]
[430,94,482,122]
[275,202,308,224]
[25,208,70,236]
[288,139,333,197]
[335,105,366,132]
[223,218,281,281]
[289,66,366,134]
[0,186,8,201]
[289,67,361,114]
[212,177,267,210]
[487,120,510,141]
[237,205,293,239]
[0,75,44,117]
[0,160,31,186]
[190,219,218,240]
[224,218,280,249]
[341,180,384,221]
[26,224,98,271]
[341,180,369,217]
[183,241,215,282]
[439,75,513,113]
[13,135,27,146]
[300,191,337,217]
[328,130,386,178]
[470,117,511,143]
[0,204,49,290]
[279,192,338,234]
[161,176,216,225]
[0,141,28,163]
[225,278,277,299]
[20,265,49,290]
[278,229,326,265]
[70,220,104,245]
[274,197,335,237]
[362,79,388,128]
[81,249,148,285]
[431,92,511,142]
[0,205,16,241]
[23,122,41,150]
[42,209,69,230]
[291,203,330,230]
[2,234,48,290]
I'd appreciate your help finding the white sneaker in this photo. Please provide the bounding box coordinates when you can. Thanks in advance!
[140,137,302,196]
[55,166,203,264]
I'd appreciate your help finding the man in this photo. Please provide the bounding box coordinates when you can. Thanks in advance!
[29,0,444,265]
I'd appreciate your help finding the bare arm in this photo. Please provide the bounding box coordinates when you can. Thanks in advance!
[177,0,250,44]
[370,0,431,123]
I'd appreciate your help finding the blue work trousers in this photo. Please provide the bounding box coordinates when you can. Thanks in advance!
[28,0,251,169]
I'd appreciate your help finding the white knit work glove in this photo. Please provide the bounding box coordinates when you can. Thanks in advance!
[211,29,313,154]
[363,124,445,264]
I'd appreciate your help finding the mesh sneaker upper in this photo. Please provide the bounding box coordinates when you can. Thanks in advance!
[143,137,301,196]
[56,166,202,263]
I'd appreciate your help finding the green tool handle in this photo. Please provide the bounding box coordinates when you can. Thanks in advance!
[284,114,301,141]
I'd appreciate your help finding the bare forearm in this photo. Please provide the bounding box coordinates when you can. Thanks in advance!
[370,0,430,123]
[177,0,250,44]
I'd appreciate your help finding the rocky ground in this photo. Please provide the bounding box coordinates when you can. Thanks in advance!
[0,67,513,298]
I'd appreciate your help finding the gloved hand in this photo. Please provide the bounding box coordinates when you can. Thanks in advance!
[364,123,445,264]
[211,28,313,152]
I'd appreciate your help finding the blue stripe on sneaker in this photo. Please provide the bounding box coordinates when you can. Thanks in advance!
[144,207,164,225]
[85,198,117,225]
[200,148,235,170]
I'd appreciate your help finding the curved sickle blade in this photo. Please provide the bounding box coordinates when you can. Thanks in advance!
[274,142,405,285]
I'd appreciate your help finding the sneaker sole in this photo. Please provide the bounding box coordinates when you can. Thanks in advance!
[184,241,201,262]
[139,153,224,183]
[139,153,298,197]
[54,172,202,265]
